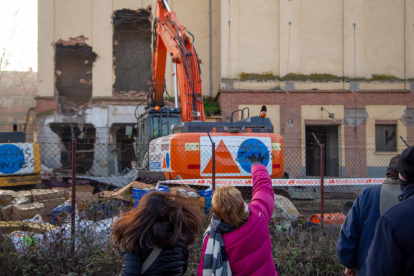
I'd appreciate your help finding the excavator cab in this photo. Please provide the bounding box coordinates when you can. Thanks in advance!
[136,106,181,168]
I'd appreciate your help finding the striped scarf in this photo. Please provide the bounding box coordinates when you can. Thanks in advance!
[202,203,249,276]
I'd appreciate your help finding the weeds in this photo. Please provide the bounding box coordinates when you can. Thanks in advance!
[203,98,221,116]
[239,72,279,81]
[0,217,343,275]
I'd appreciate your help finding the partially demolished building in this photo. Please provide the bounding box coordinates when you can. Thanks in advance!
[36,2,164,177]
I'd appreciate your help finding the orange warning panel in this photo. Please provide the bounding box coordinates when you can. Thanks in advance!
[162,157,167,169]
[203,140,241,174]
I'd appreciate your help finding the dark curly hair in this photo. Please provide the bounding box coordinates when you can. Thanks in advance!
[386,154,400,180]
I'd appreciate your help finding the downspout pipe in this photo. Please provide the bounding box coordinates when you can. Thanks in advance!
[209,0,212,98]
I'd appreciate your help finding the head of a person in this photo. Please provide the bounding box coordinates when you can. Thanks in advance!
[398,146,414,183]
[386,154,400,180]
[212,185,248,227]
[112,192,202,253]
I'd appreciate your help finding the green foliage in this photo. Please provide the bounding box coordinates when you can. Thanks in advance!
[203,98,221,116]
[239,72,279,81]
[371,74,402,81]
[281,73,344,82]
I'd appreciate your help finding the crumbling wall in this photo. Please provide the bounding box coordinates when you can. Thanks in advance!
[113,8,152,96]
[55,36,97,115]
[50,124,96,175]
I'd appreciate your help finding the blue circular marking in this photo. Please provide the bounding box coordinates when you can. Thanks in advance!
[166,153,170,169]
[0,144,25,174]
[237,139,269,173]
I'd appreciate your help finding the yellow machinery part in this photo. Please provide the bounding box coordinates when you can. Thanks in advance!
[0,174,41,187]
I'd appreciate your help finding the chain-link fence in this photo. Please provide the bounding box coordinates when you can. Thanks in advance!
[0,137,401,274]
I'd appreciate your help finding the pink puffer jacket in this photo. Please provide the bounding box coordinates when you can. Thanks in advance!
[197,164,277,276]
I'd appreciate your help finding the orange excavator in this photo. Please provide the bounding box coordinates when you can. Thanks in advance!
[135,0,285,181]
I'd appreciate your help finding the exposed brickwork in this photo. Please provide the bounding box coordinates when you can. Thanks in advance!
[35,97,58,116]
[218,90,414,150]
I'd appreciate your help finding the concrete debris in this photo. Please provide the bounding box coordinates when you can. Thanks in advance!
[11,197,30,205]
[13,203,45,220]
[40,198,65,215]
[55,69,62,77]
[1,205,13,218]
[31,189,60,202]
[272,194,300,231]
[55,35,89,46]
[84,60,89,64]
[0,190,16,205]
[79,78,89,85]
[13,191,33,202]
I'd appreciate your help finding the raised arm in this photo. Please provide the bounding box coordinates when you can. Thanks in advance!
[250,163,274,221]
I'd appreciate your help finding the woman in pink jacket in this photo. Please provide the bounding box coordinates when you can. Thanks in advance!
[198,153,277,276]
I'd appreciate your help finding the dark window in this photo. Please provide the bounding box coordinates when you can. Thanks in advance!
[113,9,152,94]
[375,125,396,152]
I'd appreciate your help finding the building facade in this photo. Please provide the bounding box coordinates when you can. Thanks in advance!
[36,0,414,178]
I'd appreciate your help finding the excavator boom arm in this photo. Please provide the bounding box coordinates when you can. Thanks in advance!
[150,0,205,122]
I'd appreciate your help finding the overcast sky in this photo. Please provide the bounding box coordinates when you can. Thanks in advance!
[0,0,37,72]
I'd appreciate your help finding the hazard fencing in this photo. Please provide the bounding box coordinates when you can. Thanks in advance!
[0,137,403,253]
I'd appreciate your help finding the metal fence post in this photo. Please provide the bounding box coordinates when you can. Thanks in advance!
[70,125,76,251]
[207,132,216,192]
[312,133,324,229]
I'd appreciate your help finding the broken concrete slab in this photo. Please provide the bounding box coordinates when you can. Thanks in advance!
[40,198,66,216]
[51,187,70,198]
[31,189,60,202]
[13,202,45,220]
[11,197,30,205]
[0,190,16,205]
[1,204,13,219]
[12,191,33,202]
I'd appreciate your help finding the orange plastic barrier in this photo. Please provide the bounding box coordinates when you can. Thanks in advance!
[309,213,346,225]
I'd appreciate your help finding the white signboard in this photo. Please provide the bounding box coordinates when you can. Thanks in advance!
[200,136,273,177]
[0,143,37,175]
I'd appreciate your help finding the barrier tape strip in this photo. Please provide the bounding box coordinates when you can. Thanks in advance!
[158,178,386,187]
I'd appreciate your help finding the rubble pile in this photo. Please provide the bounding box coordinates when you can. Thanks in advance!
[0,189,66,222]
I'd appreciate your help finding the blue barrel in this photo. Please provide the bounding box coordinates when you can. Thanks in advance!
[199,188,213,198]
[204,197,213,214]
[132,188,149,207]
[199,188,213,214]
[157,185,170,193]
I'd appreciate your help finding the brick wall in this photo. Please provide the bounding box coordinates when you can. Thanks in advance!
[35,97,58,116]
[218,90,414,149]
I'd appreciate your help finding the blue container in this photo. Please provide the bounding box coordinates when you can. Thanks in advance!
[199,188,213,198]
[132,188,149,207]
[204,197,213,214]
[157,185,170,193]
[51,202,72,225]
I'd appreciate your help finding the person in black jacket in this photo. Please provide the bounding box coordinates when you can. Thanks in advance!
[336,154,400,276]
[366,146,414,276]
[112,192,203,276]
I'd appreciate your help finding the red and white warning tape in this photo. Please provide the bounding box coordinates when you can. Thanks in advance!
[158,178,386,187]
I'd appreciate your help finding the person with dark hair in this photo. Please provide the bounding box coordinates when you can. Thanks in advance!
[198,152,277,276]
[337,154,401,276]
[366,146,414,276]
[112,192,203,276]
